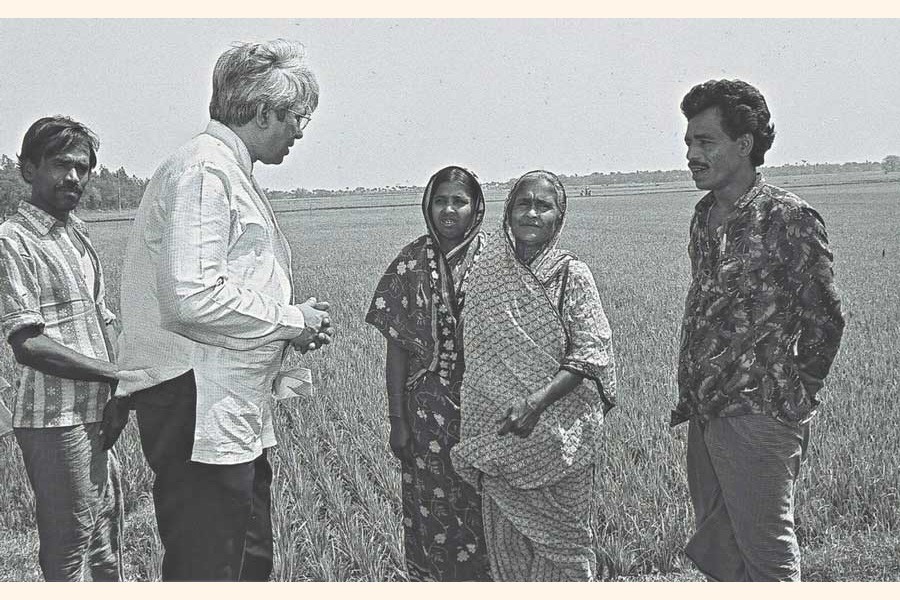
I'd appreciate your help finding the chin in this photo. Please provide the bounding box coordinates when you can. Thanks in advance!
[691,177,713,191]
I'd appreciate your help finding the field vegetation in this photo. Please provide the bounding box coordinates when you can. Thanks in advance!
[0,175,898,581]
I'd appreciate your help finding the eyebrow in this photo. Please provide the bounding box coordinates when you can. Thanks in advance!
[53,156,91,166]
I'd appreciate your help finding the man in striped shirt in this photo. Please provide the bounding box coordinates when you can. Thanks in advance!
[0,116,127,581]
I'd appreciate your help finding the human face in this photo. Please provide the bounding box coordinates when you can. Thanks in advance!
[508,177,561,249]
[684,106,752,193]
[258,105,310,165]
[23,142,92,220]
[430,181,474,245]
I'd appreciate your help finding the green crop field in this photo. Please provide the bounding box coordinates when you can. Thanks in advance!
[1,176,898,581]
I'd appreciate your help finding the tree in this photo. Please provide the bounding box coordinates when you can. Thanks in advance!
[882,155,900,173]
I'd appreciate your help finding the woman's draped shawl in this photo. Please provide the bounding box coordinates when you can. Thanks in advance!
[365,169,485,392]
[452,224,613,491]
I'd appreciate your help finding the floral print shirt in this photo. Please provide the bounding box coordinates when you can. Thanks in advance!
[673,175,844,426]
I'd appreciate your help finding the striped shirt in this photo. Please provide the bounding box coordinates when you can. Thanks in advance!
[0,202,116,428]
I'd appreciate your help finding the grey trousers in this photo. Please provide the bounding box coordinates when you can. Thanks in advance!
[15,422,124,581]
[686,415,808,582]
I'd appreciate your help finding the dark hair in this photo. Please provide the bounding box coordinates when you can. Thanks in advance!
[17,116,99,178]
[681,79,775,167]
[429,166,484,203]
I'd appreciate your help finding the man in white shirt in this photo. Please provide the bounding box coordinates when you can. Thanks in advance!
[117,39,332,581]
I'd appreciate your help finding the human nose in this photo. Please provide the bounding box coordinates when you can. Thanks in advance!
[686,142,700,163]
[294,129,304,140]
[64,167,81,183]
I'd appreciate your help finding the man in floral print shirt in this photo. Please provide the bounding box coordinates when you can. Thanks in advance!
[673,79,844,581]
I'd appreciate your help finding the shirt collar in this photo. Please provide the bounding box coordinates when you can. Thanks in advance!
[17,201,65,236]
[734,172,766,210]
[204,120,254,176]
[696,172,765,215]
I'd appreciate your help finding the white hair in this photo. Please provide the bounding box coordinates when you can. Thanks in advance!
[209,39,320,126]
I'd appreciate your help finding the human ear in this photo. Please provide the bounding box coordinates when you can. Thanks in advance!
[739,133,754,157]
[255,103,270,129]
[21,161,36,184]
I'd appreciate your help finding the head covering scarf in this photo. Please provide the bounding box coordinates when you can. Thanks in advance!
[451,170,607,580]
[366,166,486,389]
[502,170,573,296]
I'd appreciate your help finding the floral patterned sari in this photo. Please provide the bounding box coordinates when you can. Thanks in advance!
[366,167,490,581]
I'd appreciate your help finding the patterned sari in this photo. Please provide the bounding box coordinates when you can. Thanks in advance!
[451,177,617,581]
[366,167,490,581]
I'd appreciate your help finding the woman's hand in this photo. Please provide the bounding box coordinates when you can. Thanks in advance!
[389,415,414,463]
[497,393,546,438]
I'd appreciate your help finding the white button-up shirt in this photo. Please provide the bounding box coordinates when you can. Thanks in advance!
[118,120,306,465]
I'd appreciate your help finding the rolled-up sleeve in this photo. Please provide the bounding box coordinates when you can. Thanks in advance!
[0,236,45,341]
[157,163,306,351]
[560,260,617,410]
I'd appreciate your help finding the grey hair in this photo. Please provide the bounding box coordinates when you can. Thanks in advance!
[508,170,567,214]
[209,39,320,127]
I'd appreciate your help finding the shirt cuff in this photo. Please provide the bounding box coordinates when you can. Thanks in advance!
[1,311,45,342]
[282,303,306,332]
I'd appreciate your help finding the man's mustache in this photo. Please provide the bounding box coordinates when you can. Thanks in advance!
[56,183,83,195]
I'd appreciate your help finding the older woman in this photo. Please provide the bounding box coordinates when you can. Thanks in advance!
[366,166,491,581]
[451,170,617,581]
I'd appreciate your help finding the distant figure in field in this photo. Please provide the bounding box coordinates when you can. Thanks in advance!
[451,170,617,581]
[0,116,135,580]
[365,166,491,581]
[674,79,845,581]
[116,40,333,581]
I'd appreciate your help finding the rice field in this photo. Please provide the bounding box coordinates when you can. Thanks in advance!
[1,175,898,581]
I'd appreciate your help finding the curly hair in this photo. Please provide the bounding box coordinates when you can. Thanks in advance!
[681,79,775,167]
[16,116,99,179]
[209,39,320,127]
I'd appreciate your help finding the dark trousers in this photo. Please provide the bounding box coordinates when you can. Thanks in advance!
[133,371,274,581]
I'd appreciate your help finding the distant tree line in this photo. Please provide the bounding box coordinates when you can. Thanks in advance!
[528,159,895,192]
[2,153,896,218]
[0,154,148,218]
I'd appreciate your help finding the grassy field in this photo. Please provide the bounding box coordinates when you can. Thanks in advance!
[1,175,898,581]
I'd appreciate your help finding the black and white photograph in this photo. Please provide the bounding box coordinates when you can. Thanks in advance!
[0,16,897,582]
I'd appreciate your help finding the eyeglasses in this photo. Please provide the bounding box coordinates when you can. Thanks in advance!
[286,108,311,131]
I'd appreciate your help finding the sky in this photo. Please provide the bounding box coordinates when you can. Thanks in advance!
[1,19,899,191]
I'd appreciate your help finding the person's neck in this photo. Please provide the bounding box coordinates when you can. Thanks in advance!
[436,235,461,254]
[227,122,260,164]
[28,198,69,223]
[515,241,542,264]
[712,168,758,211]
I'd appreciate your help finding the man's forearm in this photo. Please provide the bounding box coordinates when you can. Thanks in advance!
[796,250,845,387]
[159,282,306,351]
[11,331,117,384]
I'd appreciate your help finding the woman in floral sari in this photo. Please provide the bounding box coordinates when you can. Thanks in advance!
[366,166,491,581]
[451,170,617,581]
